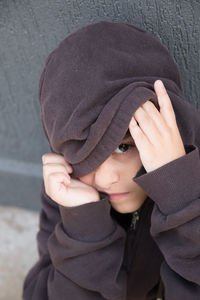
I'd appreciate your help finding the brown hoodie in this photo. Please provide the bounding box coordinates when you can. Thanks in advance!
[22,21,200,299]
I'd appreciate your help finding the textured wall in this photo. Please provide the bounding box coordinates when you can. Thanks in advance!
[0,0,200,210]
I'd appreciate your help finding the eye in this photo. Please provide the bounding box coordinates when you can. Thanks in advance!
[113,143,134,154]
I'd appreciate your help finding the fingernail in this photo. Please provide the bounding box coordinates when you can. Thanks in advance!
[68,166,73,172]
[156,80,163,87]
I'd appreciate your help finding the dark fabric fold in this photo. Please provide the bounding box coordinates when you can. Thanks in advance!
[38,21,200,177]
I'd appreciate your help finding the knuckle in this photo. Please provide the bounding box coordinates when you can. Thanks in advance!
[42,154,46,163]
[42,153,51,163]
[48,173,56,182]
[49,171,57,178]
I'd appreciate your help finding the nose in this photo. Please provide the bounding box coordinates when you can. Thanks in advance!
[94,156,119,190]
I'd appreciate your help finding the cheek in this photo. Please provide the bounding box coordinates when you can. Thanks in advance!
[79,174,93,185]
[126,156,143,179]
[119,149,142,170]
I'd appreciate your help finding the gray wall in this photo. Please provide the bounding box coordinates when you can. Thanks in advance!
[1,0,200,211]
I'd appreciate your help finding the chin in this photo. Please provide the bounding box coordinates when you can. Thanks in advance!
[109,192,147,213]
[111,202,142,213]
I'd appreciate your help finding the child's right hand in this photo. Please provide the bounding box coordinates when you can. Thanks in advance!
[42,153,100,207]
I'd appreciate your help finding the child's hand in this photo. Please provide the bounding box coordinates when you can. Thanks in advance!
[129,80,186,173]
[42,153,100,207]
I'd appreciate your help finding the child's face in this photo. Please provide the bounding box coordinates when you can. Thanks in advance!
[78,133,147,213]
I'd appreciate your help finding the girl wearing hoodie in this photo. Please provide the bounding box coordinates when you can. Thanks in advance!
[22,21,200,300]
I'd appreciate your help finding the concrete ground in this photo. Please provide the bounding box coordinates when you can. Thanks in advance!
[0,206,39,300]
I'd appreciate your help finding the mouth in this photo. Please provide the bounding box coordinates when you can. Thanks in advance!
[108,192,130,201]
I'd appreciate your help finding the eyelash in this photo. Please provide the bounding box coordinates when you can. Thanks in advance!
[113,143,135,155]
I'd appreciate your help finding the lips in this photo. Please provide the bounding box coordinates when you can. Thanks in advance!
[108,192,130,200]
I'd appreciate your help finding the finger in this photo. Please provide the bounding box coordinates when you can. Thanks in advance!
[141,100,168,136]
[48,172,71,194]
[133,107,161,146]
[154,80,176,127]
[129,115,151,149]
[42,153,73,173]
[43,164,71,182]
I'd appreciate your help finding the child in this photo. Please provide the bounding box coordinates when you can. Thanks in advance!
[22,21,200,300]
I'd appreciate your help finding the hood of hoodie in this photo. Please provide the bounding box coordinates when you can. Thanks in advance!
[38,20,200,177]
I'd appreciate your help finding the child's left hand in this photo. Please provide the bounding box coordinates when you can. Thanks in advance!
[129,80,186,173]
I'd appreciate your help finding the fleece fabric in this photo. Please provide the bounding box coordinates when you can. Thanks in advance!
[38,21,200,177]
[22,21,200,299]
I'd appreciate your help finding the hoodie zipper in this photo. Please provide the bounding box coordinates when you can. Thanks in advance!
[122,210,140,272]
[129,211,140,231]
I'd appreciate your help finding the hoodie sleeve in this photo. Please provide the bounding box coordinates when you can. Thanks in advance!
[22,180,127,300]
[133,144,200,300]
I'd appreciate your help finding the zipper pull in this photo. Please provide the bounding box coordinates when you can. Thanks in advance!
[129,211,140,231]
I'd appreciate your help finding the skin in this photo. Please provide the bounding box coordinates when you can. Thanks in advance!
[79,80,186,213]
[78,133,147,213]
[42,80,186,213]
[129,80,186,173]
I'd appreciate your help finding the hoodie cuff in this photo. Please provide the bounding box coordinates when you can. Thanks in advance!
[132,144,200,215]
[58,193,117,242]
